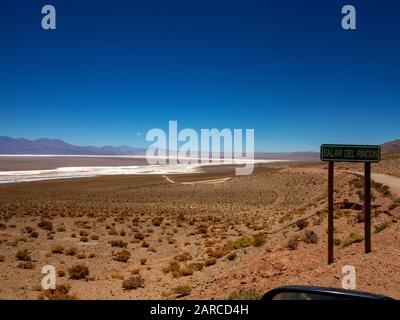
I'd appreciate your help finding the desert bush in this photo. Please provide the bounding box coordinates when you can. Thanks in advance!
[296,219,309,230]
[80,236,89,242]
[77,253,87,259]
[172,285,192,297]
[287,236,299,250]
[162,260,181,276]
[18,261,34,269]
[140,258,147,265]
[90,235,99,240]
[30,231,39,238]
[38,220,53,231]
[0,255,4,262]
[68,264,90,280]
[39,284,78,300]
[228,289,262,300]
[65,247,77,256]
[252,233,266,247]
[180,267,194,276]
[51,245,65,254]
[152,217,163,226]
[113,249,131,262]
[174,252,192,262]
[141,241,150,248]
[304,230,318,244]
[109,240,128,248]
[355,212,365,223]
[227,252,237,261]
[342,233,364,247]
[79,230,89,237]
[16,249,31,261]
[25,226,34,233]
[187,262,204,271]
[134,232,145,240]
[205,259,216,267]
[374,223,389,234]
[57,270,66,277]
[122,275,144,290]
[226,236,253,250]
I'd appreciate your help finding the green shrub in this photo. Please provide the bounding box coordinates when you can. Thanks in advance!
[374,223,389,234]
[342,233,364,247]
[228,289,263,300]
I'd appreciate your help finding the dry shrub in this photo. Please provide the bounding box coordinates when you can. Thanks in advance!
[65,247,77,256]
[68,264,90,280]
[38,220,53,231]
[122,275,144,290]
[303,230,318,244]
[38,284,78,300]
[287,236,299,250]
[18,261,34,269]
[296,219,309,230]
[109,240,128,248]
[113,249,131,262]
[173,285,192,297]
[174,252,192,262]
[16,249,31,261]
[51,245,65,254]
[152,217,164,226]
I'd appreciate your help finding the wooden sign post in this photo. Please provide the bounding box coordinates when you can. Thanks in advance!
[320,144,381,265]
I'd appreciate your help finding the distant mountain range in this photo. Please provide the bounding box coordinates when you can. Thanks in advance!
[0,136,145,155]
[0,136,398,159]
[381,139,400,154]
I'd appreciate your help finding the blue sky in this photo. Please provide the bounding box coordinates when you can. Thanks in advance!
[1,0,399,152]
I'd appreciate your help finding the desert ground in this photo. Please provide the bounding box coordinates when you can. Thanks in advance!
[0,158,399,300]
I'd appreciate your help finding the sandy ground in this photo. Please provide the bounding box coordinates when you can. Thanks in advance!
[0,160,399,300]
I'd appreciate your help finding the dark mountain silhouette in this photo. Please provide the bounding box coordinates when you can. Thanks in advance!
[0,136,145,155]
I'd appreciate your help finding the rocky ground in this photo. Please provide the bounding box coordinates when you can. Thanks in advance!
[0,162,399,300]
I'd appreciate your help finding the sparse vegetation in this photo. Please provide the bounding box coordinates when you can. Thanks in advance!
[287,236,299,250]
[296,219,309,230]
[303,230,318,244]
[38,284,78,300]
[38,220,53,231]
[109,240,128,248]
[113,249,131,262]
[122,275,144,290]
[51,245,65,254]
[172,285,192,297]
[228,289,263,300]
[342,233,364,247]
[16,249,31,261]
[374,223,389,234]
[68,264,90,280]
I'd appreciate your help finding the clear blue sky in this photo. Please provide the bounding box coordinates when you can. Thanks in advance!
[1,0,399,152]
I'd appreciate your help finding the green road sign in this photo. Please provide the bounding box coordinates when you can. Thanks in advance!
[320,144,381,163]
